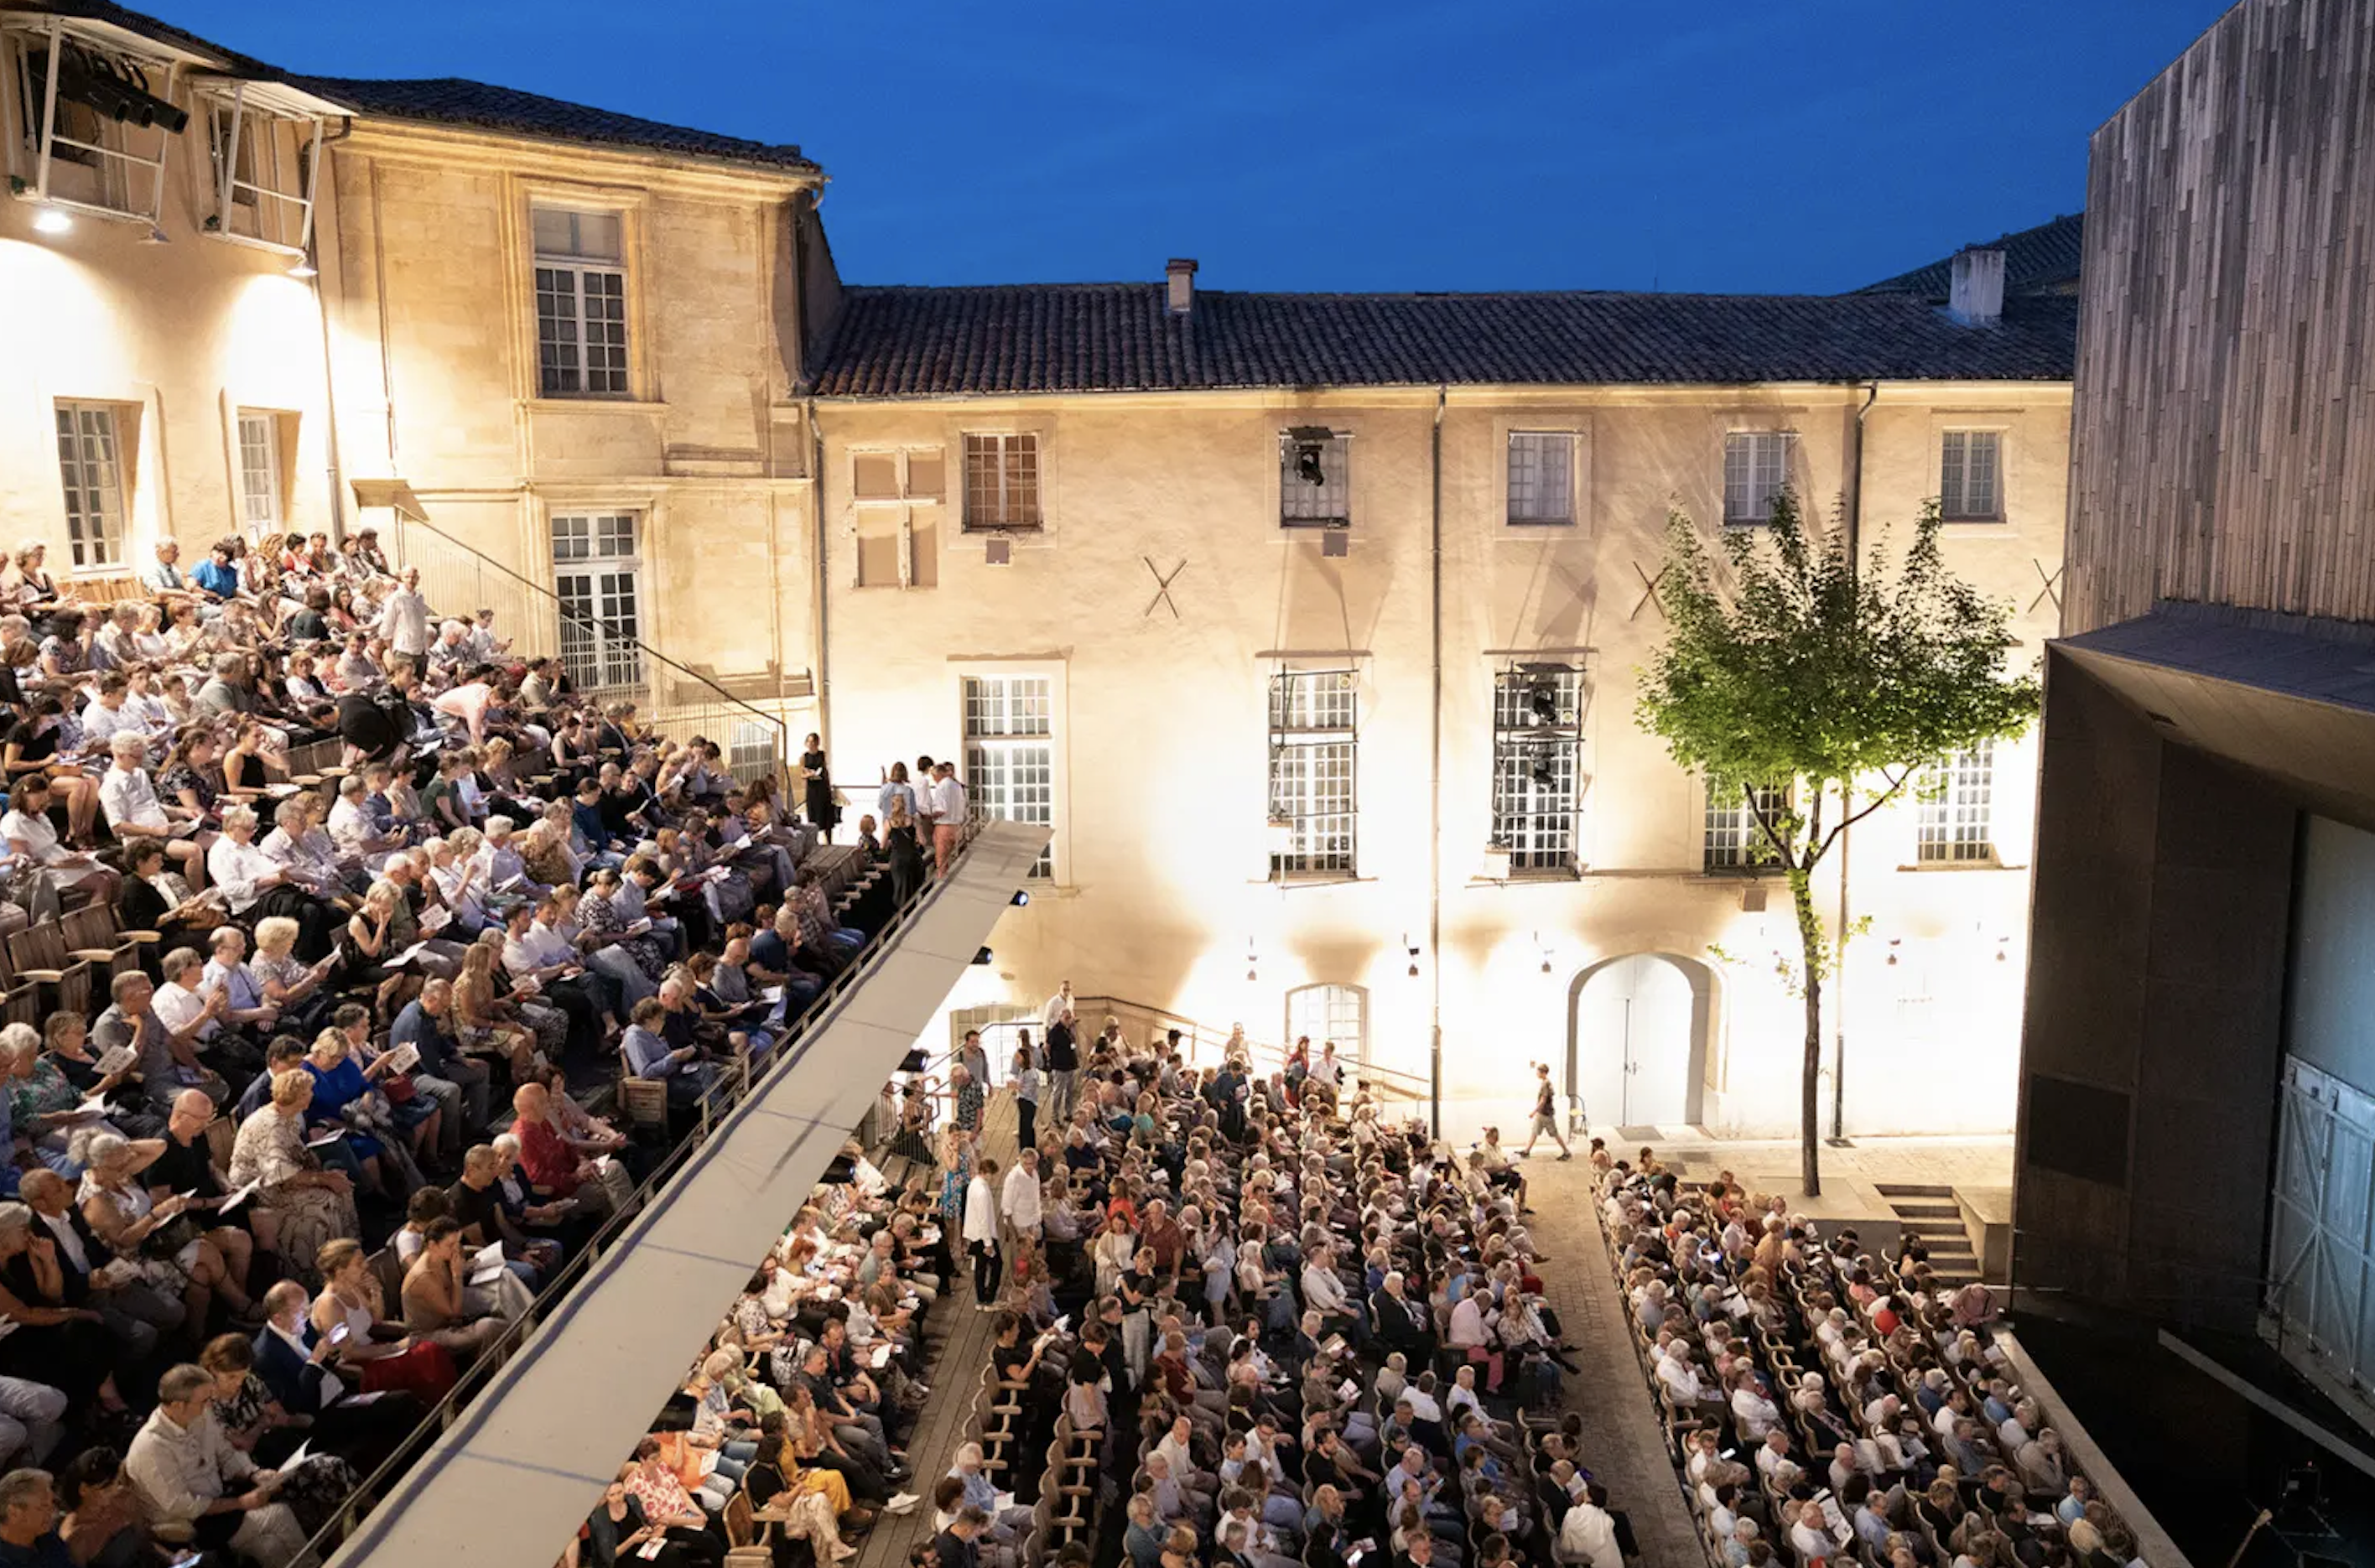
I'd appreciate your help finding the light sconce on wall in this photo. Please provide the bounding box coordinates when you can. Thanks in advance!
[1246,937,1259,984]
[1884,937,1902,967]
[1536,930,1553,975]
[1404,932,1421,979]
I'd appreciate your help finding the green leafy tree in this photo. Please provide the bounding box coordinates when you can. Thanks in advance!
[1635,494,2040,1195]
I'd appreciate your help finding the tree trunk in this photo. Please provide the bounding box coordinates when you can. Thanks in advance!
[1791,870,1825,1197]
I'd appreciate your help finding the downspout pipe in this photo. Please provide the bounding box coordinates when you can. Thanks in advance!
[309,118,357,543]
[1429,384,1446,1139]
[1832,380,1879,1143]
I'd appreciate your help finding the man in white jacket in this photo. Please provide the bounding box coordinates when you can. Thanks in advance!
[1000,1145,1043,1244]
[963,1154,1002,1309]
[1556,1481,1622,1567]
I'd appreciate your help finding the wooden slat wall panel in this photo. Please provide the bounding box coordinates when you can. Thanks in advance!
[2068,0,2375,634]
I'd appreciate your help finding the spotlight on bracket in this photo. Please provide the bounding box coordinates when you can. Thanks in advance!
[972,947,993,965]
[1010,890,1029,907]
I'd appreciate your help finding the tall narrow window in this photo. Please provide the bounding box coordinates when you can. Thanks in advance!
[1268,671,1357,877]
[1917,741,1996,863]
[1703,779,1790,872]
[961,434,1041,531]
[1286,984,1368,1064]
[1505,432,1577,525]
[551,513,644,689]
[1940,430,2003,521]
[1723,431,1794,525]
[963,674,1054,878]
[54,402,127,570]
[236,411,283,530]
[1279,429,1351,527]
[533,207,629,397]
[1491,667,1584,871]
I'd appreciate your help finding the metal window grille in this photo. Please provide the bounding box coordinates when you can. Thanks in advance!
[1506,431,1576,525]
[533,208,629,397]
[963,674,1054,878]
[236,411,281,527]
[200,90,325,254]
[1917,740,1996,862]
[1279,430,1351,527]
[1941,430,2003,521]
[1286,984,1368,1064]
[551,514,644,690]
[1703,780,1790,871]
[1491,667,1584,870]
[1723,431,1793,525]
[53,402,125,569]
[962,434,1040,530]
[726,720,777,784]
[1268,670,1357,876]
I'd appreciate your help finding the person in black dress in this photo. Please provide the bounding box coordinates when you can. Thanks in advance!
[800,733,836,841]
[884,799,924,907]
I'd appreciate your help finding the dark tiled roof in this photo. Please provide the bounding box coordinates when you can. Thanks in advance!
[1854,213,2085,299]
[19,0,280,75]
[807,285,2077,397]
[294,75,816,173]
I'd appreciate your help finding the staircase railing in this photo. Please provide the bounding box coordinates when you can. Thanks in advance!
[378,509,798,787]
[1070,993,1430,1104]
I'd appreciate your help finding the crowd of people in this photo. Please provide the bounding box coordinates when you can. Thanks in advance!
[0,526,936,1567]
[1600,1149,2141,1568]
[592,984,1640,1568]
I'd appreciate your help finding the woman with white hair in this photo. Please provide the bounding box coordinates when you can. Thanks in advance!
[209,802,338,958]
[252,914,338,1036]
[1,1020,116,1171]
[71,1125,257,1327]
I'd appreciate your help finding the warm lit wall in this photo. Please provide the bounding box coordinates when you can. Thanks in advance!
[813,378,2070,1135]
[0,168,335,569]
[320,122,820,709]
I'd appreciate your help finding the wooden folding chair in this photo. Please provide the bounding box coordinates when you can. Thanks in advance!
[6,924,91,1018]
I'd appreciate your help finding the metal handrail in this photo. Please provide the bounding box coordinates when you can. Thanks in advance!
[1068,993,1429,1103]
[382,508,793,782]
[294,826,977,1564]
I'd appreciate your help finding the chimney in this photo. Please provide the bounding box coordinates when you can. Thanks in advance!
[1166,257,1198,317]
[1948,247,2005,326]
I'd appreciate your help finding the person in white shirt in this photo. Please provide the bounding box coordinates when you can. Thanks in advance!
[962,1155,1002,1308]
[1733,1371,1783,1441]
[1041,980,1074,1031]
[0,776,116,898]
[377,568,432,658]
[98,733,211,878]
[1000,1146,1043,1241]
[149,945,230,1054]
[1557,1489,1623,1567]
[425,834,491,936]
[1446,1290,1503,1393]
[926,761,965,874]
[79,671,147,750]
[1785,1498,1837,1565]
[326,776,397,864]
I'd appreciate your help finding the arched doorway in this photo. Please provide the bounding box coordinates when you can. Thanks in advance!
[1567,953,1712,1129]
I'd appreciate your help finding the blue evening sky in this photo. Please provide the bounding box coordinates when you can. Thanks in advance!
[173,0,2231,294]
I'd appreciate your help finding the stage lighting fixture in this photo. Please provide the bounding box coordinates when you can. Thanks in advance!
[972,947,993,965]
[1010,890,1029,906]
[32,206,70,235]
